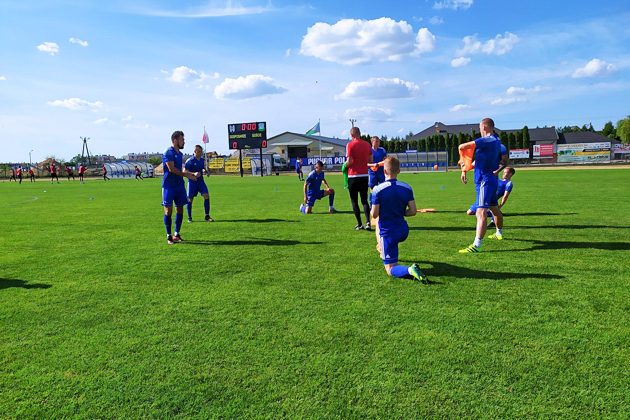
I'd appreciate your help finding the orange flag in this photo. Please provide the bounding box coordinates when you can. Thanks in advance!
[458,143,476,172]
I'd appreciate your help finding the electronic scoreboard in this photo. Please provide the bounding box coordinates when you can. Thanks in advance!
[228,121,267,149]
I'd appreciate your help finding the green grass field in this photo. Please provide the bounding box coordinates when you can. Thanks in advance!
[2,168,630,418]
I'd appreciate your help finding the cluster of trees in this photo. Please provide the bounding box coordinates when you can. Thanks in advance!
[557,116,630,143]
[366,127,532,166]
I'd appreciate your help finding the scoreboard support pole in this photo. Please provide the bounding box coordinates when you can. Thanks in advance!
[239,149,244,178]
[259,147,263,177]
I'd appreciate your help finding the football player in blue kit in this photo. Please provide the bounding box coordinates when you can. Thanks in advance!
[162,131,199,245]
[300,160,337,214]
[369,136,387,191]
[184,144,213,223]
[458,118,504,253]
[467,167,515,231]
[371,156,427,282]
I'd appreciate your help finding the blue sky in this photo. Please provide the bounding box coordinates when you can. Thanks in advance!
[1,0,629,162]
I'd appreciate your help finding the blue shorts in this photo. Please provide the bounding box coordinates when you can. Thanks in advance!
[162,185,188,207]
[369,172,385,189]
[306,189,324,207]
[378,225,409,265]
[187,180,208,198]
[475,178,498,209]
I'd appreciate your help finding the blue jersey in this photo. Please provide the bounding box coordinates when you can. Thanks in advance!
[305,170,324,193]
[369,147,387,176]
[497,179,513,197]
[500,143,508,161]
[162,146,184,189]
[184,156,206,185]
[474,134,502,184]
[371,179,414,235]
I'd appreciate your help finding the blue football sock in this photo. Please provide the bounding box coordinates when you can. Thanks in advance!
[164,215,172,236]
[186,202,192,219]
[204,198,210,216]
[390,265,410,278]
[328,193,335,207]
[175,212,183,234]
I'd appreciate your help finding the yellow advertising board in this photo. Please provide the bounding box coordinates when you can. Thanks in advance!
[208,158,224,169]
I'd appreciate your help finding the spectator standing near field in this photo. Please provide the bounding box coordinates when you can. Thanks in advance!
[184,145,212,222]
[371,156,427,282]
[458,118,504,253]
[102,164,109,181]
[28,168,35,182]
[78,164,86,183]
[49,164,59,184]
[65,167,75,181]
[16,166,23,184]
[162,131,198,244]
[346,126,373,230]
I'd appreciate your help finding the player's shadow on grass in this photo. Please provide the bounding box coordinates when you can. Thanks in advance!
[488,239,630,252]
[398,261,564,281]
[0,278,52,290]
[216,218,298,223]
[185,238,323,246]
[409,224,630,232]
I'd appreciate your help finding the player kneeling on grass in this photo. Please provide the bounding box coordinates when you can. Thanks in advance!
[371,156,427,283]
[184,145,213,222]
[466,167,515,232]
[300,160,337,214]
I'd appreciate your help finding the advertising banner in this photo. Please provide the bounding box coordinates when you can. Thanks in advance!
[613,144,630,154]
[557,142,610,163]
[306,156,347,166]
[509,149,530,159]
[533,144,554,157]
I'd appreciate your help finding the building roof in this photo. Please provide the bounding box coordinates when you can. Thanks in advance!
[267,132,351,147]
[527,127,558,142]
[410,122,480,141]
[559,131,614,144]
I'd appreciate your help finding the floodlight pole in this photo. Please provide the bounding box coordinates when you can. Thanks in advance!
[29,149,34,168]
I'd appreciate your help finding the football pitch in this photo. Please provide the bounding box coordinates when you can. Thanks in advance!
[2,168,629,418]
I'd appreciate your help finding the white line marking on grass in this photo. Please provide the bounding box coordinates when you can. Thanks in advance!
[0,196,39,207]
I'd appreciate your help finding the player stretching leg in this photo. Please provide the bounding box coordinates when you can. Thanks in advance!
[162,131,199,244]
[371,157,427,282]
[468,167,515,235]
[459,118,503,253]
[300,160,337,214]
[184,145,213,222]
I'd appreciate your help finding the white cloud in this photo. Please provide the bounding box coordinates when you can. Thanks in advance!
[140,2,273,17]
[429,16,444,25]
[214,74,287,100]
[337,77,421,100]
[300,18,435,65]
[69,37,88,47]
[344,106,393,121]
[124,122,149,129]
[47,98,103,111]
[167,66,209,83]
[449,104,472,112]
[457,32,519,56]
[37,42,59,55]
[122,115,133,121]
[506,85,551,95]
[0,76,6,81]
[433,0,473,10]
[451,57,470,67]
[491,97,526,106]
[572,58,618,78]
[93,118,108,124]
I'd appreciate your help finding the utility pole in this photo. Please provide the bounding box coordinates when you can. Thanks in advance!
[80,136,92,165]
[349,118,356,128]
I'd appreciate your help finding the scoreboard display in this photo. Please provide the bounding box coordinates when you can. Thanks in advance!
[228,121,267,149]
